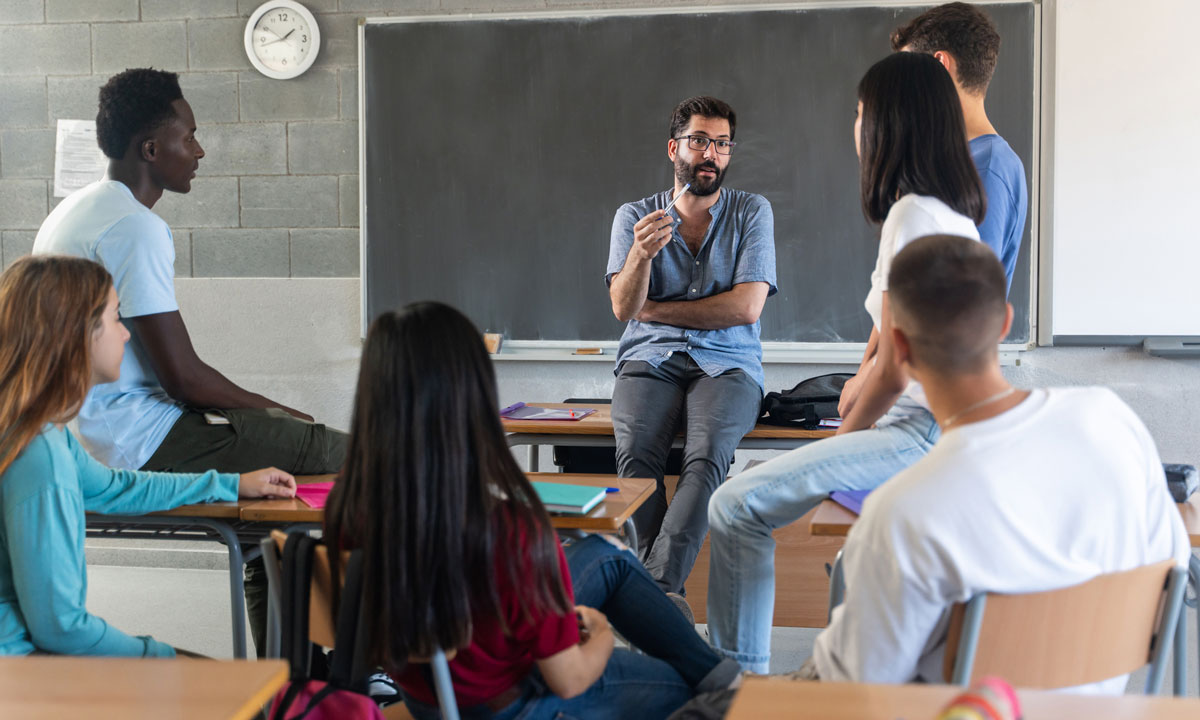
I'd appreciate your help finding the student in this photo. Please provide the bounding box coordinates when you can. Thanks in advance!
[892,2,1029,291]
[324,301,741,720]
[32,67,346,655]
[807,234,1191,692]
[0,255,296,658]
[706,52,985,673]
[607,96,776,606]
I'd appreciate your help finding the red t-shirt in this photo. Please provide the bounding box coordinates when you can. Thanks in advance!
[395,531,579,707]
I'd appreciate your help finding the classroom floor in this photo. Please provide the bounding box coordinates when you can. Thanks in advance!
[85,543,1198,695]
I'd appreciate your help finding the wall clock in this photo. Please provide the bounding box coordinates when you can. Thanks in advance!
[244,1,321,80]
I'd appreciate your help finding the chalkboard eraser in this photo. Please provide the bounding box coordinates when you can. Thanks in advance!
[573,347,603,355]
[1143,337,1200,357]
[483,333,503,354]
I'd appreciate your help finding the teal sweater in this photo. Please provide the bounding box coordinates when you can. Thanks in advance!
[0,426,238,657]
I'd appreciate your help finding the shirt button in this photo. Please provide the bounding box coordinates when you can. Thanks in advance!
[666,351,673,358]
[691,288,697,293]
[695,261,700,266]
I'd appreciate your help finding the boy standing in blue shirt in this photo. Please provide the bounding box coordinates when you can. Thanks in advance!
[892,2,1029,292]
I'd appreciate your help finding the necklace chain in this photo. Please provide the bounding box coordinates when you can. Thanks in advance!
[942,387,1017,429]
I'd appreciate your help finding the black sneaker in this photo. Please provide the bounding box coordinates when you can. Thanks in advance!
[666,592,695,625]
[366,671,400,707]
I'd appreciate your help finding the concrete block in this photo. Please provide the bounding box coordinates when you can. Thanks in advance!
[0,25,91,76]
[239,0,338,13]
[0,77,48,127]
[313,13,357,69]
[2,231,37,270]
[239,69,338,121]
[92,22,188,75]
[198,122,287,176]
[0,180,47,229]
[1,128,54,178]
[339,0,438,12]
[290,228,358,277]
[173,229,192,278]
[240,175,337,228]
[338,67,356,120]
[179,73,239,124]
[142,0,239,20]
[46,0,137,22]
[287,121,356,175]
[441,0,548,12]
[339,174,358,227]
[188,17,253,72]
[0,1,43,25]
[153,177,240,229]
[192,228,290,277]
[48,75,103,122]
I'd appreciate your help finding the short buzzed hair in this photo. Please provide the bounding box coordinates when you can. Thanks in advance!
[96,68,183,159]
[890,2,1001,94]
[888,235,1007,374]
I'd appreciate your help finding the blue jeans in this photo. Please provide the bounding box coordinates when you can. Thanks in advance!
[705,398,940,673]
[403,536,736,719]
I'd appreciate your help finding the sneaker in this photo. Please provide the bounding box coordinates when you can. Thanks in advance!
[367,671,400,707]
[666,591,695,625]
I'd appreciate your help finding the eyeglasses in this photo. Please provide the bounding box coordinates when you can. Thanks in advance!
[675,135,737,155]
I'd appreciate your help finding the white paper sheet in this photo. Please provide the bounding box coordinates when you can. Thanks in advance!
[53,119,108,198]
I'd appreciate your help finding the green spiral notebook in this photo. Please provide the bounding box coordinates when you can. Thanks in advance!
[531,481,606,515]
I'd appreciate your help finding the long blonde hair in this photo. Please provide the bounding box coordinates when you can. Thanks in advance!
[0,255,113,477]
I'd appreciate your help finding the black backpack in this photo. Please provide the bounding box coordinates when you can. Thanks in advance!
[760,373,853,428]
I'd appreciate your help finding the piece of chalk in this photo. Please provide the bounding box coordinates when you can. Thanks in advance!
[573,347,603,355]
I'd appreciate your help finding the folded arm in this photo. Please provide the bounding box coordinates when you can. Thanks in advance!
[635,281,770,330]
[838,292,908,434]
[131,311,312,421]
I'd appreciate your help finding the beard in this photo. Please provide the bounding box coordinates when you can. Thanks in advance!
[674,156,727,197]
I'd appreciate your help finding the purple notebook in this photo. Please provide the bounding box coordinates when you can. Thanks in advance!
[499,402,596,421]
[829,489,872,516]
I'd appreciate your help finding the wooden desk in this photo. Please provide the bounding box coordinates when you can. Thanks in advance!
[810,496,1200,698]
[0,656,287,720]
[726,677,1200,719]
[502,402,833,471]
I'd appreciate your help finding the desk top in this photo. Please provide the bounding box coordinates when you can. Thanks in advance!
[811,496,1200,547]
[239,473,655,532]
[726,677,1200,719]
[503,403,834,440]
[0,656,287,720]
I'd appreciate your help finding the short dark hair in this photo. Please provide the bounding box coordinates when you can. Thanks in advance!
[669,95,737,140]
[891,2,1001,94]
[857,52,986,225]
[96,68,184,159]
[889,234,1007,373]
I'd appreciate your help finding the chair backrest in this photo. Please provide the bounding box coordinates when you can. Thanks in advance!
[943,558,1185,691]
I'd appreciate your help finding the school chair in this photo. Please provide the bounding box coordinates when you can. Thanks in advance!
[942,559,1187,694]
[262,531,460,720]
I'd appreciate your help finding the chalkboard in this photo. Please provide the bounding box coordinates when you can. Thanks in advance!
[362,3,1035,344]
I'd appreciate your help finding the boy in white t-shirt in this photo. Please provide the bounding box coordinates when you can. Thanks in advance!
[810,234,1190,693]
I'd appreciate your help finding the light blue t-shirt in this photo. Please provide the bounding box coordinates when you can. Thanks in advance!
[0,425,237,657]
[970,134,1028,293]
[606,188,777,391]
[33,180,185,470]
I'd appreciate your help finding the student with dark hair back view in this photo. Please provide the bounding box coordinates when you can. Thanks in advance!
[706,52,985,673]
[892,2,1029,291]
[324,301,740,720]
[33,68,347,656]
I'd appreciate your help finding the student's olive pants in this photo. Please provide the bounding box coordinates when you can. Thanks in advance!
[141,407,349,657]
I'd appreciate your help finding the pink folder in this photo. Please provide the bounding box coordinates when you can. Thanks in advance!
[296,481,335,509]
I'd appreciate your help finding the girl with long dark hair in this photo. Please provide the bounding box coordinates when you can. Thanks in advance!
[706,51,987,672]
[0,255,295,657]
[325,301,739,719]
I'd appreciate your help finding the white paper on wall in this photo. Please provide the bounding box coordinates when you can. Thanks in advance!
[53,119,108,198]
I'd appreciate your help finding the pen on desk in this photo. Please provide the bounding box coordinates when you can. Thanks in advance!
[605,487,620,493]
[662,183,690,215]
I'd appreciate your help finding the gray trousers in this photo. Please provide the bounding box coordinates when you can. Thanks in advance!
[612,353,762,594]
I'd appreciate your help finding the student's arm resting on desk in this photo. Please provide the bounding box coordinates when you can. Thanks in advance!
[635,281,770,329]
[130,311,314,421]
[838,292,907,434]
[536,605,614,698]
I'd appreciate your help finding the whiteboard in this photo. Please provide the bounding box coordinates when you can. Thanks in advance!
[1050,0,1200,341]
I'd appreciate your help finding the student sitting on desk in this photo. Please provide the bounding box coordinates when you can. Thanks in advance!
[0,256,295,658]
[324,301,740,720]
[707,52,985,673]
[607,96,776,611]
[807,234,1190,693]
[32,67,346,657]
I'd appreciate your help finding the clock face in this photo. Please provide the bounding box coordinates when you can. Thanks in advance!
[252,8,313,74]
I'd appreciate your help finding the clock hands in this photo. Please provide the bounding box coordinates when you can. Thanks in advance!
[259,27,298,47]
